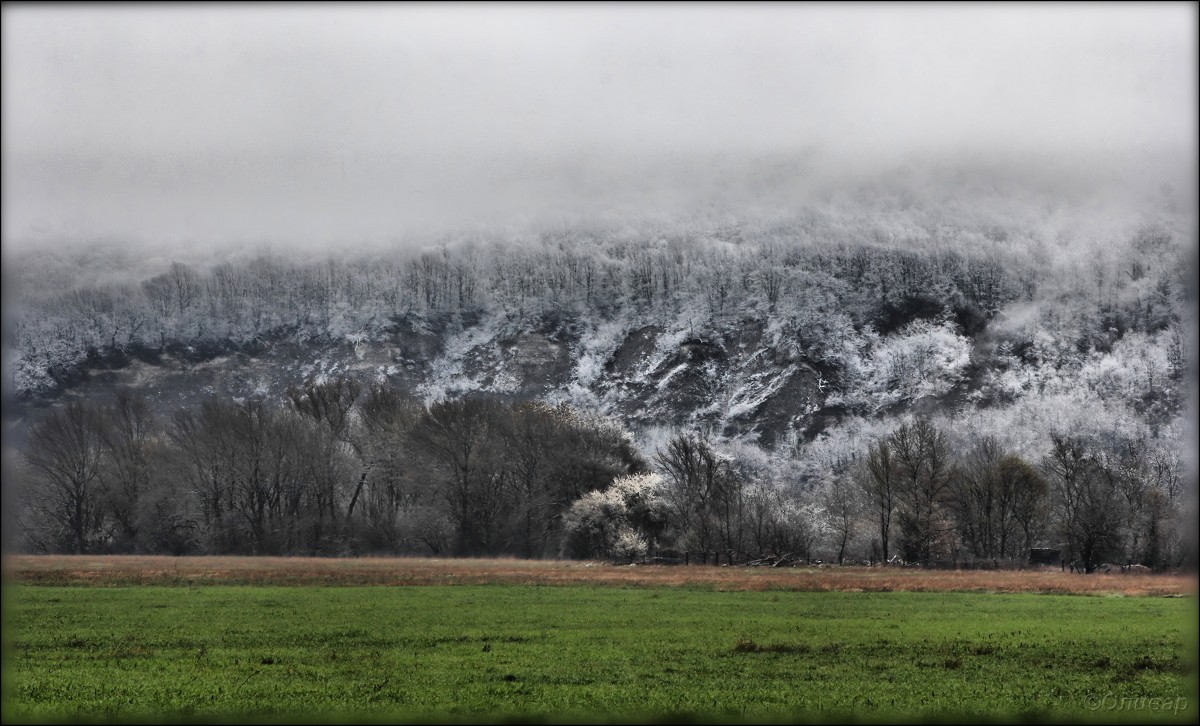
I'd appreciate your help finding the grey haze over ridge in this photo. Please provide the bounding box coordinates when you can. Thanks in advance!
[2,3,1196,248]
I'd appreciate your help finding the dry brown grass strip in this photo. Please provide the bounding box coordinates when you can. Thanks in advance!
[6,555,1196,596]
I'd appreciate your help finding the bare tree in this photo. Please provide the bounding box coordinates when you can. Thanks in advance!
[287,376,360,440]
[1000,454,1048,559]
[858,440,898,564]
[948,436,1007,559]
[822,474,863,564]
[1043,433,1125,573]
[502,402,562,558]
[23,401,105,553]
[169,398,328,554]
[411,397,509,555]
[96,389,155,551]
[656,432,740,558]
[890,418,954,564]
[287,375,362,525]
[947,437,1045,561]
[356,383,424,551]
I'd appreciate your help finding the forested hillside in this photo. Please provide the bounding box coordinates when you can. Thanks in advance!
[4,191,1194,569]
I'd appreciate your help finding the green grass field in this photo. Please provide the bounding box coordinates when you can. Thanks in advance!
[4,583,1196,723]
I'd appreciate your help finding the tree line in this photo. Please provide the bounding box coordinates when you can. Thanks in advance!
[14,380,1188,572]
[16,381,643,557]
[852,419,1185,572]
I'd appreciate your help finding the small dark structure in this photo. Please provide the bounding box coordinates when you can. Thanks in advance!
[1028,548,1061,565]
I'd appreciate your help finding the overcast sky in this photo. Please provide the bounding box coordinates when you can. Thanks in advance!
[2,3,1196,247]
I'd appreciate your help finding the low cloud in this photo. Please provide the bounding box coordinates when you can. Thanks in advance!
[2,4,1195,247]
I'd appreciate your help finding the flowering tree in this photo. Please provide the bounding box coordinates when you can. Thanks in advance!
[562,473,667,561]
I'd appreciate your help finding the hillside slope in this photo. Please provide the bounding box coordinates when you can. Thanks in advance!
[5,206,1190,455]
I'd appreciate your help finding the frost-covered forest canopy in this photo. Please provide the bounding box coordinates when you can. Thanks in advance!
[7,169,1192,405]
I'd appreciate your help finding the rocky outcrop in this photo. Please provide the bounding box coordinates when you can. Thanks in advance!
[13,312,832,448]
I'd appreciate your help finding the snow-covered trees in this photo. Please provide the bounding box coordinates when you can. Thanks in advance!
[833,314,972,413]
[10,204,1173,406]
[6,208,1189,567]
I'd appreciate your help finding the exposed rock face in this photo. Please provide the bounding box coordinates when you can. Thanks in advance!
[500,333,573,393]
[15,313,832,447]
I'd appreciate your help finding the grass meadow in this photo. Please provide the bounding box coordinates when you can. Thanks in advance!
[3,557,1197,723]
